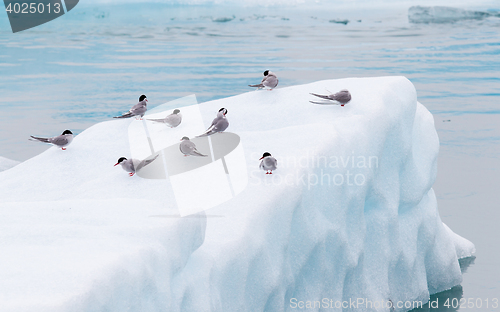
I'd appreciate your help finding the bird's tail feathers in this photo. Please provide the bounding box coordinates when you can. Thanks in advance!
[113,112,134,119]
[249,84,264,88]
[193,149,208,157]
[146,118,164,123]
[29,136,50,143]
[196,126,215,137]
[310,93,330,100]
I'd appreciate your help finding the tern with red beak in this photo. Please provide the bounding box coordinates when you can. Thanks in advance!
[114,155,158,177]
[197,108,229,137]
[113,94,148,120]
[259,152,277,174]
[249,70,279,90]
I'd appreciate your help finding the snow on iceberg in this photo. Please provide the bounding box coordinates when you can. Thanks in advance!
[408,6,500,23]
[0,76,474,312]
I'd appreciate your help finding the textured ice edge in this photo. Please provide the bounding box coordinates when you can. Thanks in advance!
[0,76,474,312]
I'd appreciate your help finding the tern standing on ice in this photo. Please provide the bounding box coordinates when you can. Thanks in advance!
[249,70,279,90]
[114,155,159,177]
[310,89,351,106]
[259,152,277,174]
[147,108,182,128]
[180,137,207,157]
[30,130,74,150]
[197,108,229,137]
[113,94,148,120]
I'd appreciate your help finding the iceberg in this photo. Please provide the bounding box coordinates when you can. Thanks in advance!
[408,6,500,23]
[0,76,474,312]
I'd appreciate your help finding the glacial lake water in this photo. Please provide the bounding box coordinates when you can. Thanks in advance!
[0,1,498,311]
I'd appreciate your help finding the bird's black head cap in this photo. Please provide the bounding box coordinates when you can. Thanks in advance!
[173,109,180,114]
[219,107,227,115]
[262,152,272,158]
[139,94,147,102]
[62,130,73,135]
[263,70,269,76]
[117,157,127,164]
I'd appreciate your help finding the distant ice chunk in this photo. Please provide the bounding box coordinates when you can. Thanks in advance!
[329,19,349,25]
[212,15,235,22]
[0,156,20,172]
[408,6,499,23]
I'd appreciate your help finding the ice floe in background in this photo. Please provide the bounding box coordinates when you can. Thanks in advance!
[409,6,500,23]
[0,156,20,172]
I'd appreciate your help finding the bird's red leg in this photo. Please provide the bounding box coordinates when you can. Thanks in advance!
[129,172,135,176]
[62,148,66,150]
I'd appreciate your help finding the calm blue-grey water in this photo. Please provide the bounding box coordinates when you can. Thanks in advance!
[0,1,498,310]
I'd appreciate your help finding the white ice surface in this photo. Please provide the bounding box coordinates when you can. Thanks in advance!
[0,77,474,312]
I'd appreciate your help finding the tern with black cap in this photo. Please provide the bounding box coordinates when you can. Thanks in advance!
[29,130,74,150]
[113,94,148,120]
[114,155,159,177]
[249,70,279,90]
[259,152,277,174]
[197,108,229,137]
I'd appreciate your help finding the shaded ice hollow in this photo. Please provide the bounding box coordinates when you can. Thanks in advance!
[0,77,475,312]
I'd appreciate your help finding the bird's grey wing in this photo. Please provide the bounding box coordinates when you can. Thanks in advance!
[309,100,341,105]
[259,160,265,170]
[191,148,207,157]
[123,159,135,173]
[113,111,134,118]
[249,83,264,88]
[164,114,182,127]
[147,117,167,123]
[214,119,229,132]
[29,136,50,143]
[136,155,159,171]
[310,93,331,100]
[130,102,147,116]
[180,141,194,154]
[49,135,69,147]
[129,102,143,113]
[335,91,351,103]
[263,75,278,88]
